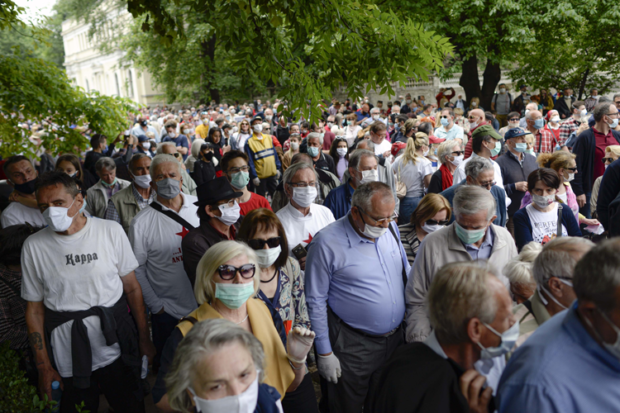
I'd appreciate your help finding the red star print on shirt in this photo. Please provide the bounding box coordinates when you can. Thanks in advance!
[302,233,313,244]
[176,227,190,239]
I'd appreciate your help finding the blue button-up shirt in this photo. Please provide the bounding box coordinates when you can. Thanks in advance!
[463,225,495,260]
[498,304,620,413]
[435,123,465,141]
[305,214,411,354]
[323,180,354,220]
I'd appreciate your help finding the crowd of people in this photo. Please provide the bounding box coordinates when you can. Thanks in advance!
[2,86,620,413]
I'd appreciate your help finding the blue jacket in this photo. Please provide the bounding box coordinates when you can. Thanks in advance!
[324,179,355,220]
[439,179,507,227]
[513,204,581,251]
[596,159,620,232]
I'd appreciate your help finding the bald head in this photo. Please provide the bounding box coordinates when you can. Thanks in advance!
[526,102,538,112]
[469,109,485,123]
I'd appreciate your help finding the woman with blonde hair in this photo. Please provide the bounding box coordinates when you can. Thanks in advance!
[591,145,620,216]
[398,193,452,265]
[391,132,434,224]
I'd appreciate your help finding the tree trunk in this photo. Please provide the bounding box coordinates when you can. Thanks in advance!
[459,53,481,107]
[201,35,220,103]
[480,59,501,111]
[578,68,590,100]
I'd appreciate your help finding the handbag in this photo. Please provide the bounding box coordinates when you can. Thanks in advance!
[395,161,407,200]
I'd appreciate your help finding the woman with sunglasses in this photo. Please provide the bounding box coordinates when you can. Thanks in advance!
[398,193,452,266]
[427,140,464,194]
[231,119,252,151]
[153,241,315,412]
[238,208,318,413]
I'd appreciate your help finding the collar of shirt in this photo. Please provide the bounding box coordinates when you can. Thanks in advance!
[208,219,237,240]
[285,202,314,220]
[424,330,448,358]
[462,225,495,252]
[154,192,191,212]
[343,213,376,246]
[507,149,524,166]
[132,183,155,203]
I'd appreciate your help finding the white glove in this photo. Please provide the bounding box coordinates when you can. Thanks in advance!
[287,327,315,363]
[253,177,261,186]
[317,353,341,384]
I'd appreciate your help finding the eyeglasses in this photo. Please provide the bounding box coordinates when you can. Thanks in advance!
[479,180,497,189]
[228,165,250,174]
[509,118,520,122]
[247,237,282,250]
[606,112,620,118]
[172,153,181,158]
[288,181,317,188]
[426,219,449,226]
[468,116,478,120]
[217,199,237,208]
[357,207,398,225]
[603,157,615,163]
[451,151,465,156]
[566,167,578,172]
[217,264,256,280]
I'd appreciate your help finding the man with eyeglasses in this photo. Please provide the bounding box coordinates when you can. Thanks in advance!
[572,102,620,218]
[559,100,586,146]
[435,108,464,142]
[182,177,243,287]
[220,150,271,216]
[306,181,410,413]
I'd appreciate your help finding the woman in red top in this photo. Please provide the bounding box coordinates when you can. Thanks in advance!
[545,109,561,147]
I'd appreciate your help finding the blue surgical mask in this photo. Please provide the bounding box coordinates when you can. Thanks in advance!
[533,119,545,129]
[307,146,320,157]
[231,171,250,189]
[440,118,450,127]
[525,148,535,155]
[514,142,527,153]
[477,320,520,359]
[490,141,501,157]
[455,222,487,245]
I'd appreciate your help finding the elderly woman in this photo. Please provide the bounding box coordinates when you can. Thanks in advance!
[544,109,561,144]
[166,319,284,413]
[85,156,131,218]
[427,140,463,194]
[503,241,542,305]
[398,193,452,266]
[153,241,315,412]
[591,145,620,217]
[185,138,205,175]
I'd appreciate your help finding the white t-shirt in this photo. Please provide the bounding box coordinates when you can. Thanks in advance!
[525,203,568,245]
[276,202,335,256]
[374,139,393,157]
[453,153,504,190]
[392,155,434,198]
[1,202,46,228]
[21,218,138,377]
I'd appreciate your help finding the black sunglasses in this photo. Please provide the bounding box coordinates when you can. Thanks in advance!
[603,157,615,163]
[217,264,256,280]
[247,237,281,250]
[451,151,465,156]
[426,219,449,226]
[566,167,578,172]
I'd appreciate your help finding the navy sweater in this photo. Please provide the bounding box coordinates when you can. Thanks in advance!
[596,159,620,232]
[495,151,539,217]
[571,129,620,196]
[513,204,582,251]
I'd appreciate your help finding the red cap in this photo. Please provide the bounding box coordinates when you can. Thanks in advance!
[428,135,446,144]
[391,141,407,157]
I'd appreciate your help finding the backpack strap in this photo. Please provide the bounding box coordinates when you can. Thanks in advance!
[387,224,408,287]
[150,201,196,230]
[556,204,563,238]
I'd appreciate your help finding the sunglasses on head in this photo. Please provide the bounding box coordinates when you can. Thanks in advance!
[247,237,281,250]
[426,219,449,226]
[217,264,256,280]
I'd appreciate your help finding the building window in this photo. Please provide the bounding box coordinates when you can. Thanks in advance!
[115,73,121,97]
[85,79,90,92]
[127,69,134,98]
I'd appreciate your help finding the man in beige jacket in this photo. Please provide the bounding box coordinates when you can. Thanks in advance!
[405,185,517,343]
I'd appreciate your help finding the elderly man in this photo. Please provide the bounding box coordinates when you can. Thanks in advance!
[463,108,487,158]
[306,182,410,413]
[307,132,337,175]
[1,156,46,228]
[525,109,556,153]
[440,157,507,227]
[22,172,154,412]
[104,153,155,234]
[324,149,378,220]
[514,237,594,348]
[554,87,576,119]
[573,102,620,218]
[453,125,504,189]
[276,162,335,269]
[353,140,400,209]
[156,142,197,196]
[435,107,465,141]
[86,157,131,219]
[559,100,586,146]
[498,239,620,412]
[373,262,516,412]
[129,154,199,372]
[517,102,538,129]
[246,115,282,198]
[406,185,517,342]
[182,177,242,286]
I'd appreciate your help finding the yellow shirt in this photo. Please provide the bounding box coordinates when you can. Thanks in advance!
[195,123,209,140]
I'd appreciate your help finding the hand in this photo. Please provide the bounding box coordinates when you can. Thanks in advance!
[317,353,341,383]
[582,218,600,226]
[515,181,528,192]
[253,177,261,186]
[287,327,316,363]
[112,134,122,144]
[459,369,493,413]
[222,145,231,154]
[139,337,156,364]
[577,194,586,208]
[38,366,63,402]
[298,256,307,271]
[383,150,391,159]
[276,170,282,179]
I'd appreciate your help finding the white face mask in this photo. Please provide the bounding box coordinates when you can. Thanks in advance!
[584,309,620,361]
[183,129,191,135]
[525,109,530,117]
[423,147,430,157]
[265,115,273,121]
[337,148,348,157]
[132,173,152,189]
[421,222,444,233]
[254,245,282,268]
[290,142,299,150]
[508,122,520,128]
[215,201,241,226]
[532,194,555,209]
[580,109,588,117]
[252,124,263,133]
[477,320,520,359]
[292,186,317,208]
[469,120,479,129]
[168,131,176,138]
[537,278,573,309]
[360,169,379,184]
[142,142,151,150]
[372,114,380,120]
[360,220,388,239]
[203,118,209,124]
[565,172,575,182]
[43,198,78,232]
[450,154,464,167]
[551,116,561,123]
[191,373,259,413]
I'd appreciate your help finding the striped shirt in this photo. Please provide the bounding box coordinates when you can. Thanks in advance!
[104,184,156,225]
[559,117,581,146]
[398,223,422,266]
[0,264,28,351]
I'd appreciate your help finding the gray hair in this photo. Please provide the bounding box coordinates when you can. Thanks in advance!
[593,102,614,122]
[357,138,376,152]
[574,239,620,312]
[348,149,377,170]
[453,185,496,221]
[156,141,177,155]
[95,157,116,173]
[428,262,499,345]
[533,237,594,287]
[465,157,494,180]
[504,241,543,286]
[307,132,323,145]
[166,319,265,413]
[370,107,381,115]
[351,181,393,213]
[150,154,182,176]
[129,153,150,174]
[283,161,315,188]
[437,140,460,164]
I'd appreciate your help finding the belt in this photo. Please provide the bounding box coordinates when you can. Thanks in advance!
[328,307,401,339]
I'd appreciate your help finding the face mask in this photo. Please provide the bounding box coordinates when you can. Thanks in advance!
[132,173,152,189]
[156,178,181,199]
[215,201,241,226]
[537,278,573,309]
[101,178,118,188]
[532,193,555,209]
[168,131,176,138]
[357,210,388,239]
[565,172,575,182]
[471,102,478,107]
[231,171,250,189]
[533,119,544,129]
[68,171,77,178]
[360,169,379,184]
[580,109,588,117]
[508,122,520,128]
[514,142,527,153]
[470,121,479,129]
[421,222,444,233]
[499,88,506,93]
[583,309,620,361]
[214,282,255,309]
[608,118,619,129]
[337,148,348,157]
[440,118,450,127]
[43,198,77,232]
[394,124,401,131]
[203,118,209,124]
[423,148,430,157]
[292,186,317,208]
[477,320,520,359]
[525,148,534,155]
[490,141,501,157]
[183,129,190,135]
[79,200,87,214]
[406,99,412,104]
[455,222,487,245]
[291,142,299,150]
[12,178,37,195]
[450,154,464,167]
[190,373,259,413]
[255,245,281,268]
[551,116,561,123]
[265,115,273,121]
[253,124,263,133]
[307,146,320,158]
[525,109,531,117]
[142,142,151,150]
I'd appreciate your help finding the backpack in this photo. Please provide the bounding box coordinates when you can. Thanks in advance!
[492,93,512,110]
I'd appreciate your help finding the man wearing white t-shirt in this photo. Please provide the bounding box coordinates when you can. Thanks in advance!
[1,156,46,228]
[369,121,393,161]
[22,172,154,412]
[276,162,335,270]
[129,154,199,372]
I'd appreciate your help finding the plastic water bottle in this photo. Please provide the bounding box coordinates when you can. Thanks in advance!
[555,144,561,152]
[50,380,61,412]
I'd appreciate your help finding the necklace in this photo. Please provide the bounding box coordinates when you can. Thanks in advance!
[213,301,249,325]
[261,267,278,283]
[235,314,249,325]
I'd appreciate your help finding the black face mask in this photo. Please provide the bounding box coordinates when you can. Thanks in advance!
[13,178,37,194]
